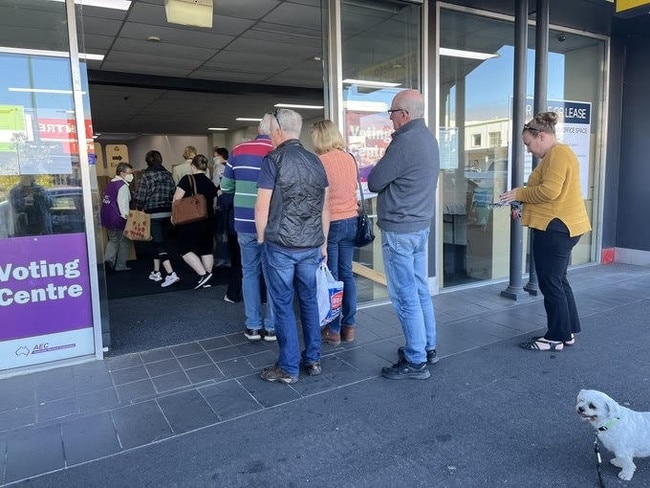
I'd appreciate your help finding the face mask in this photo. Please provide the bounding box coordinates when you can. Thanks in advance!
[213,157,219,164]
[124,174,134,183]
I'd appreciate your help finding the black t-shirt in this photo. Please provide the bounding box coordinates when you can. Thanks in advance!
[177,173,219,219]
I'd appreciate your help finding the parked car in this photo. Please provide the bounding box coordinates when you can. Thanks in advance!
[48,187,85,234]
[0,186,85,237]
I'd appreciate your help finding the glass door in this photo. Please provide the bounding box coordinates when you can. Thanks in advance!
[338,0,423,301]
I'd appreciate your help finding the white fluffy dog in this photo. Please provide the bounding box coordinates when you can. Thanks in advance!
[576,389,650,481]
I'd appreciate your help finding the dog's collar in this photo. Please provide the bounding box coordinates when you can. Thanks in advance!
[597,417,621,432]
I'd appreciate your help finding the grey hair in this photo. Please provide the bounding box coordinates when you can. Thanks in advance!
[259,113,273,136]
[274,108,302,136]
[400,94,425,119]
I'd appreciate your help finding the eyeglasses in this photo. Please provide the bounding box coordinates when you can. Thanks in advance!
[271,110,282,130]
[387,108,408,115]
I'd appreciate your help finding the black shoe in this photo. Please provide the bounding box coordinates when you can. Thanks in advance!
[195,273,213,289]
[104,261,114,274]
[262,330,277,342]
[381,358,430,380]
[398,346,440,365]
[244,328,262,341]
[302,361,322,376]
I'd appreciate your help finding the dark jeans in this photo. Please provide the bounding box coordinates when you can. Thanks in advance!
[326,217,357,332]
[533,219,582,342]
[225,232,242,302]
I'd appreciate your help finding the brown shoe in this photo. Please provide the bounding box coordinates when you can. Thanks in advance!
[321,326,341,345]
[341,325,355,342]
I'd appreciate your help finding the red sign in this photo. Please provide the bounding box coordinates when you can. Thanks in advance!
[37,118,94,155]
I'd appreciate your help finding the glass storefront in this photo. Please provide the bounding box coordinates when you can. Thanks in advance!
[338,0,423,301]
[439,6,606,288]
[0,0,99,371]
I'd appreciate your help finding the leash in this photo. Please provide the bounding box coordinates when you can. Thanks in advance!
[594,436,606,488]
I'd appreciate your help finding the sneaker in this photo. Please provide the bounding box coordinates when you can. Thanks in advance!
[321,326,341,346]
[161,272,180,288]
[244,328,262,341]
[194,272,213,290]
[341,325,355,342]
[382,358,430,380]
[398,346,440,365]
[262,330,277,342]
[260,364,298,384]
[148,271,162,282]
[302,361,321,376]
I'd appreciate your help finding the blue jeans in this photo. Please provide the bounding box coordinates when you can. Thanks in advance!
[381,228,436,364]
[326,217,357,332]
[237,233,274,331]
[264,243,321,376]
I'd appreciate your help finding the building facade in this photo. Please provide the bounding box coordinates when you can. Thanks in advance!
[0,0,648,375]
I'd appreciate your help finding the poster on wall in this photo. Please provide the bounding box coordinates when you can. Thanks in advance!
[523,99,591,198]
[344,100,393,200]
[0,233,95,369]
[106,145,129,174]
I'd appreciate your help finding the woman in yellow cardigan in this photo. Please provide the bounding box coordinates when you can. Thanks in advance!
[500,111,591,351]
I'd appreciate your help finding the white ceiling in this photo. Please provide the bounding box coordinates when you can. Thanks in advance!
[77,0,325,138]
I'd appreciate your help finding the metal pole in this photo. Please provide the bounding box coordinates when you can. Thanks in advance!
[524,0,549,296]
[501,0,528,300]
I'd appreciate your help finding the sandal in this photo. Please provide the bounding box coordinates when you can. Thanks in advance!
[532,333,575,346]
[520,338,564,351]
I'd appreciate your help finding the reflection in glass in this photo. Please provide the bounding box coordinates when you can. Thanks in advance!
[439,9,604,288]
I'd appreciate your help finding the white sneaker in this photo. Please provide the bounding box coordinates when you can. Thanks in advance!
[149,271,162,282]
[161,272,180,288]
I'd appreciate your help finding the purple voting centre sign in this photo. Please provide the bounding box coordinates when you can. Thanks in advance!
[0,233,95,369]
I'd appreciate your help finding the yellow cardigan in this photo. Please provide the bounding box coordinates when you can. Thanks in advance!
[515,143,591,237]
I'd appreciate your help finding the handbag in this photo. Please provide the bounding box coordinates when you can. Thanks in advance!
[172,174,208,225]
[123,209,152,241]
[350,153,375,247]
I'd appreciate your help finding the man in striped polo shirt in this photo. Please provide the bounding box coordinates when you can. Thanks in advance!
[220,114,276,341]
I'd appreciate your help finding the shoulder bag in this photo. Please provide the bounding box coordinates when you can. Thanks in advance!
[350,153,375,247]
[172,174,208,225]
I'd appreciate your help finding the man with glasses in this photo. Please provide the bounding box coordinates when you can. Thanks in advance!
[255,108,330,384]
[368,89,440,380]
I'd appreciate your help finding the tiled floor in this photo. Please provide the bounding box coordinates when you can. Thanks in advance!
[1,263,650,485]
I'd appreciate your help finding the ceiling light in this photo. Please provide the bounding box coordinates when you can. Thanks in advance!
[274,103,324,110]
[236,117,263,122]
[8,88,86,95]
[165,0,213,28]
[439,48,499,60]
[0,46,103,61]
[47,0,132,11]
[342,79,401,88]
[147,36,162,43]
[208,127,228,131]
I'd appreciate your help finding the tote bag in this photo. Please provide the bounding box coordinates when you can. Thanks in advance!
[123,209,152,241]
[172,174,208,225]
